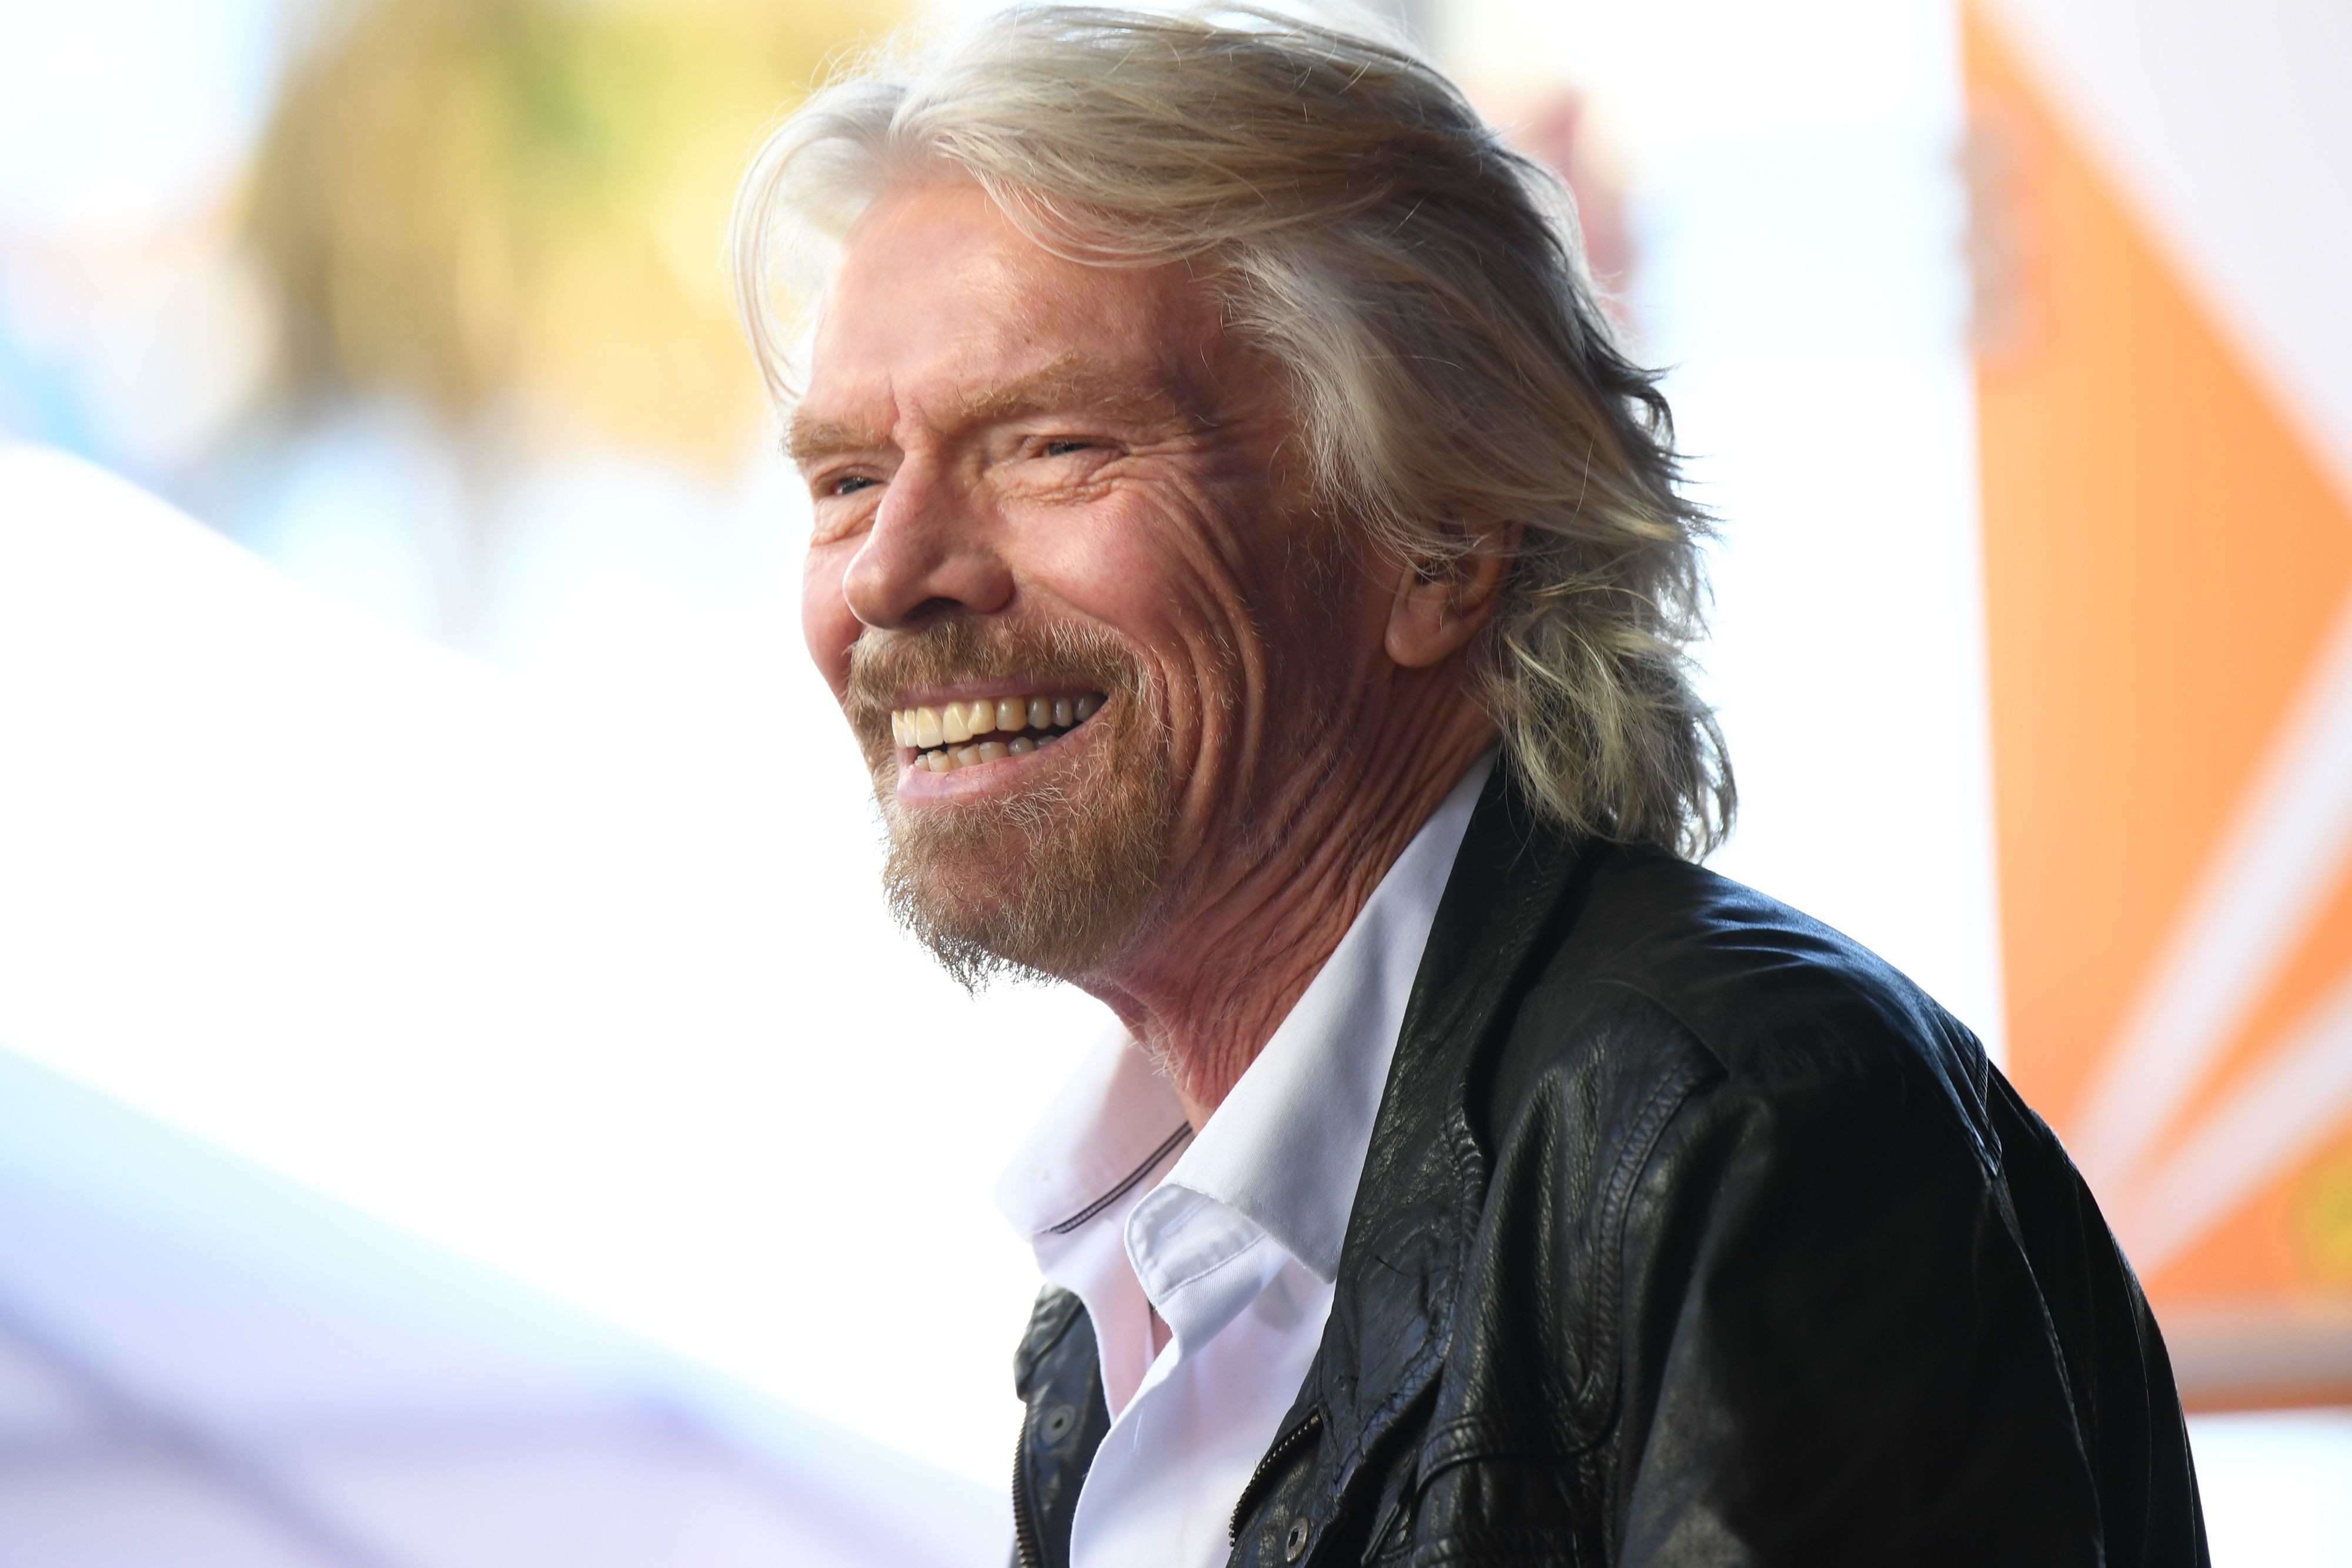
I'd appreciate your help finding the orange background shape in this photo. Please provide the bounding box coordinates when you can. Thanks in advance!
[1965,0,2352,1382]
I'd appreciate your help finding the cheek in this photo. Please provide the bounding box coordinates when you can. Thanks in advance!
[801,545,860,701]
[1049,533,1230,711]
[1064,539,1189,640]
[1031,497,1318,722]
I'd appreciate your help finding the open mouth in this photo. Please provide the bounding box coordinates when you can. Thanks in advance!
[891,691,1106,774]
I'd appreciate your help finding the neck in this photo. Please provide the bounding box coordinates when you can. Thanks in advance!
[1082,673,1494,1127]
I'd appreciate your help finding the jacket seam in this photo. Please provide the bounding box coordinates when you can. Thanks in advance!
[1584,1049,1716,1417]
[1408,1051,1715,1485]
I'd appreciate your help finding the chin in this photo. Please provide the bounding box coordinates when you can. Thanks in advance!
[877,777,1165,991]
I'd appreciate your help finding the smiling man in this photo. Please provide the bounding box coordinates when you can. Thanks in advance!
[731,8,2205,1567]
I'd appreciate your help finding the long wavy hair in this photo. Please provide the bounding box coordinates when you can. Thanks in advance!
[731,3,1733,857]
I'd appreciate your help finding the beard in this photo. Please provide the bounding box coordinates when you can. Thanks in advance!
[845,617,1172,990]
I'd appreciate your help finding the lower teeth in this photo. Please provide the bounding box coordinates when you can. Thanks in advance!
[918,723,1074,771]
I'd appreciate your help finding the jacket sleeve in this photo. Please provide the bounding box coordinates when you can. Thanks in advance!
[1605,1061,2124,1567]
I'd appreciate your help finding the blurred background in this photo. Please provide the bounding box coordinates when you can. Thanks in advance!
[0,0,2346,1562]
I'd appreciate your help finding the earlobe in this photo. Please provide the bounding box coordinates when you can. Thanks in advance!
[1384,520,1521,670]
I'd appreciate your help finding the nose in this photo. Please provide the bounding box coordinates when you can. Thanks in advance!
[839,457,1015,630]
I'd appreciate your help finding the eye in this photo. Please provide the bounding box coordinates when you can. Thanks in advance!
[827,473,880,496]
[1041,438,1096,458]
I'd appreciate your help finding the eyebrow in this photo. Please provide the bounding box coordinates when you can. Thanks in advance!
[785,354,1208,466]
[784,412,885,467]
[957,356,1206,432]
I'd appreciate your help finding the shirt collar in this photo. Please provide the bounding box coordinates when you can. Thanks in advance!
[995,754,1493,1279]
[993,1019,1191,1243]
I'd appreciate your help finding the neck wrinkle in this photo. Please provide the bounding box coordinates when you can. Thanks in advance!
[1085,675,1495,1126]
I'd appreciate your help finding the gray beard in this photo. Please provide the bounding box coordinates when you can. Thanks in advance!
[877,691,1170,990]
[848,618,1173,990]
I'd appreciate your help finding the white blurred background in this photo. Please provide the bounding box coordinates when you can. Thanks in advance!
[0,0,2341,1562]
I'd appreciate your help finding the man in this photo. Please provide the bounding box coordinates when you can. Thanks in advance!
[732,7,2207,1564]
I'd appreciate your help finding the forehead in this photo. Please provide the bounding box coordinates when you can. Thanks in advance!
[800,182,1228,437]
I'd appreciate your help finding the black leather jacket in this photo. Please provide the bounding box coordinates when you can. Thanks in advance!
[1011,771,2208,1567]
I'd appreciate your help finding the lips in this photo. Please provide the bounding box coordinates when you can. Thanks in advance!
[891,690,1106,773]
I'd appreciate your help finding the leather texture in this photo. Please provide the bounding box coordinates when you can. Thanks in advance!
[1010,767,2209,1567]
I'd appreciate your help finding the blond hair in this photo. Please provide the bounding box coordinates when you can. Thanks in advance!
[731,4,1733,856]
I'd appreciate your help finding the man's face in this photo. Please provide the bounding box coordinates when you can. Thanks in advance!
[794,182,1390,985]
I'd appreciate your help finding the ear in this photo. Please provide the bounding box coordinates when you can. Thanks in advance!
[1384,517,1522,670]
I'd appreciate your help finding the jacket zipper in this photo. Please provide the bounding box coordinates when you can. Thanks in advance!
[1012,1402,1044,1568]
[1228,1406,1325,1546]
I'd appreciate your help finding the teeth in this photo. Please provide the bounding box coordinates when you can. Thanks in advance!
[893,690,1108,767]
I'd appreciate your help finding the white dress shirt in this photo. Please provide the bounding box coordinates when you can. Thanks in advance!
[994,755,1491,1568]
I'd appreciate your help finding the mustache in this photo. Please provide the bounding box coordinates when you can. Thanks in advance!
[844,618,1140,730]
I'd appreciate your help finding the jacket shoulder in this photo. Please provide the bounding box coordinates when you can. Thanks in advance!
[1494,844,1996,1161]
[1551,848,1982,1076]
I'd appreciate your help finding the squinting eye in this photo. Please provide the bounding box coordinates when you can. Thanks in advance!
[1042,439,1094,457]
[830,475,878,496]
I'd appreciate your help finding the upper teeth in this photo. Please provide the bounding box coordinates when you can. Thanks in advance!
[891,692,1104,771]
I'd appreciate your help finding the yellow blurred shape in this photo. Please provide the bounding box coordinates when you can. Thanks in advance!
[2299,1146,2352,1289]
[250,0,899,463]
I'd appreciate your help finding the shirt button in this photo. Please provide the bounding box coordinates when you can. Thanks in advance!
[1283,1516,1309,1562]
